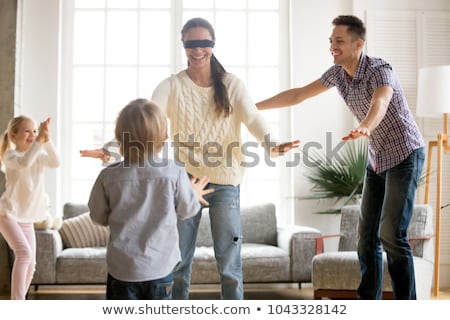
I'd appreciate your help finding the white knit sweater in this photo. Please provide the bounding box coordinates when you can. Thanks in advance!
[151,71,277,186]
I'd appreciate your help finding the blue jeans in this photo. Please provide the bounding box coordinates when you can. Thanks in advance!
[106,273,173,300]
[173,184,243,300]
[357,148,425,299]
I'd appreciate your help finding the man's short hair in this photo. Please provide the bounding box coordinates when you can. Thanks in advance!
[332,15,366,41]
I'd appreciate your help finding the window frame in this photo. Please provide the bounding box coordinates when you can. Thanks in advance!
[60,0,294,220]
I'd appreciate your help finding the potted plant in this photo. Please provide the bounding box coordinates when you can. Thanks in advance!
[300,138,368,214]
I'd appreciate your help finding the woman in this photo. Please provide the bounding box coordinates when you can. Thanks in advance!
[150,17,299,300]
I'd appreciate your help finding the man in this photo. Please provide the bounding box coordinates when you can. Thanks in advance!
[256,15,424,299]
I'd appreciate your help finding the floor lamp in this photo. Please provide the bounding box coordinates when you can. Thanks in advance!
[416,65,450,297]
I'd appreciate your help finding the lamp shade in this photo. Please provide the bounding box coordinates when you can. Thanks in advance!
[416,65,450,118]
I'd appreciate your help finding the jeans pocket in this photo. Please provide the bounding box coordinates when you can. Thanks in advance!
[107,276,140,300]
[154,280,174,300]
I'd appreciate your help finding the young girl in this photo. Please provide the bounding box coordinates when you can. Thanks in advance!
[88,98,212,300]
[0,116,60,299]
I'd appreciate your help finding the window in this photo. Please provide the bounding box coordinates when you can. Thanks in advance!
[61,0,291,215]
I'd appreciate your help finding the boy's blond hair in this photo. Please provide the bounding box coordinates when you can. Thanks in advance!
[115,99,167,163]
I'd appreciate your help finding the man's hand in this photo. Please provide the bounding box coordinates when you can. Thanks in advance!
[271,139,301,155]
[190,176,215,206]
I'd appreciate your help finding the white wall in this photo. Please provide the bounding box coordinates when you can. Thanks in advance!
[290,0,355,245]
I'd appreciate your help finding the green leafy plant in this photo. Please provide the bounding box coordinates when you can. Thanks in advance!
[300,139,369,214]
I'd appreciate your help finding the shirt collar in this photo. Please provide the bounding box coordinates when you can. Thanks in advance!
[352,53,367,83]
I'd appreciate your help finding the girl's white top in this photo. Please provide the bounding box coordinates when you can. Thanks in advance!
[0,140,60,222]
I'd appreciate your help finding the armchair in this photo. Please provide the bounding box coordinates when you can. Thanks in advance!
[311,204,434,299]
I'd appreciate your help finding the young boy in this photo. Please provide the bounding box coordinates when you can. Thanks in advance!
[88,98,212,300]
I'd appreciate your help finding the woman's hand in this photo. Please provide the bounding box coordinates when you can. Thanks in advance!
[80,148,111,162]
[190,176,215,206]
[271,139,301,155]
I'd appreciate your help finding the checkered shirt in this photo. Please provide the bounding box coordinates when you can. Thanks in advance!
[320,54,424,173]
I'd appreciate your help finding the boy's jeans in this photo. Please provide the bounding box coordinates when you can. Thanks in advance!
[106,273,173,300]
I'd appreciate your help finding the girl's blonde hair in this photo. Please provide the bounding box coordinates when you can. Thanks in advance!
[0,115,33,162]
[115,99,167,163]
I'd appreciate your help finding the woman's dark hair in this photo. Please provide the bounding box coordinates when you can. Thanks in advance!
[181,17,232,117]
[332,15,366,41]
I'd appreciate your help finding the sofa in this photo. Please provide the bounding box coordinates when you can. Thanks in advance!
[14,202,321,291]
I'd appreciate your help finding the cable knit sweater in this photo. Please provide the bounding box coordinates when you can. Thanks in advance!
[151,71,277,186]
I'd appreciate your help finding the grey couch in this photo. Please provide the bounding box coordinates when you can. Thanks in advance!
[19,202,320,290]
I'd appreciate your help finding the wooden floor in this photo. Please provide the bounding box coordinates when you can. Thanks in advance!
[24,283,314,300]
[1,283,449,300]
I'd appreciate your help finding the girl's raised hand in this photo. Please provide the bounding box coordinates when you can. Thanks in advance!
[37,117,51,143]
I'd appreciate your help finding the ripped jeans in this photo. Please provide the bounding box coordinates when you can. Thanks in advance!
[173,184,243,300]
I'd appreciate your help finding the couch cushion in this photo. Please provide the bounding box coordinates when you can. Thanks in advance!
[56,247,107,284]
[190,243,290,284]
[63,202,89,220]
[312,251,363,291]
[191,246,220,283]
[59,212,110,248]
[407,204,434,259]
[196,203,277,247]
[241,243,290,282]
[241,203,277,246]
